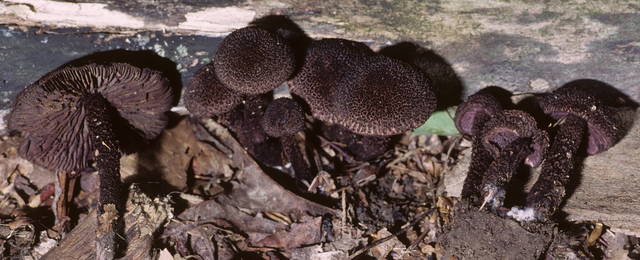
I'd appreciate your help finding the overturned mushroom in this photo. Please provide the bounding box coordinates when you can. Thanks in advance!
[290,38,436,160]
[478,110,548,210]
[510,83,636,221]
[261,98,313,184]
[8,63,173,259]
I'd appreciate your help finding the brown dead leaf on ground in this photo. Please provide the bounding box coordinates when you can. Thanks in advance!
[163,116,336,258]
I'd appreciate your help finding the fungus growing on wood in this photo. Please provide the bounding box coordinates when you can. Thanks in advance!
[261,98,313,184]
[510,83,636,221]
[289,38,436,160]
[214,26,296,95]
[478,110,548,210]
[8,63,173,259]
[453,89,504,200]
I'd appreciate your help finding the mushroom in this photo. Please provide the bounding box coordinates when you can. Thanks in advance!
[184,63,282,166]
[289,38,436,160]
[186,19,305,167]
[261,97,312,184]
[509,83,636,221]
[214,26,296,95]
[8,62,173,259]
[453,89,504,200]
[477,110,548,210]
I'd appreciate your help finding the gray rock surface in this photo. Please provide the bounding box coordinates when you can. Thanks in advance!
[1,0,639,105]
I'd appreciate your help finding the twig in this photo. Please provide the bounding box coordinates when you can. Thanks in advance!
[407,228,431,251]
[317,135,357,164]
[347,209,434,259]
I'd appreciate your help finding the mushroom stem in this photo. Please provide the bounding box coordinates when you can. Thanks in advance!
[281,135,314,185]
[83,94,123,260]
[461,136,493,202]
[460,113,494,201]
[480,138,532,210]
[526,114,586,219]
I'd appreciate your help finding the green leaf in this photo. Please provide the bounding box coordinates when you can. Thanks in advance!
[412,107,459,136]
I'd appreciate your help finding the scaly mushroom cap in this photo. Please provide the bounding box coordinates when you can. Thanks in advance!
[480,110,549,167]
[539,84,624,155]
[330,56,436,136]
[262,98,305,138]
[184,63,242,117]
[214,26,295,95]
[291,38,436,136]
[289,38,375,121]
[455,89,503,137]
[8,63,173,173]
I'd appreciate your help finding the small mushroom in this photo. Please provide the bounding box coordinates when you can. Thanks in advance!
[8,63,173,259]
[290,38,436,160]
[510,83,636,221]
[261,98,313,184]
[454,89,504,199]
[477,110,548,210]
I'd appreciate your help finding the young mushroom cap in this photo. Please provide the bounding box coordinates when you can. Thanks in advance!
[480,110,549,167]
[538,84,625,155]
[9,63,173,173]
[455,89,503,137]
[184,63,243,118]
[214,26,296,95]
[261,98,305,138]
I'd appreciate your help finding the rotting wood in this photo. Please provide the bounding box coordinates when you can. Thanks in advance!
[42,185,172,260]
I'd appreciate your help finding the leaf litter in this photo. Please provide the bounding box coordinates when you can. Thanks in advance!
[0,113,637,259]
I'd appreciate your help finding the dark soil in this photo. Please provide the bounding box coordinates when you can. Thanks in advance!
[439,201,557,259]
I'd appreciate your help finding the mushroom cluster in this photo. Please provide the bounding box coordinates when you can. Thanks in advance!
[456,83,636,222]
[185,19,438,186]
[184,17,309,182]
[455,89,548,211]
[8,61,175,259]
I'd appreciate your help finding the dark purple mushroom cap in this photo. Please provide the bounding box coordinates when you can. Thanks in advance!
[290,38,436,136]
[539,85,625,155]
[261,98,305,138]
[184,63,243,117]
[455,89,503,137]
[480,110,549,167]
[8,63,173,173]
[214,26,295,95]
[289,38,376,121]
[330,56,436,136]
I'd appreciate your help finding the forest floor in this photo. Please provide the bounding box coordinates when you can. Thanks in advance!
[0,112,637,259]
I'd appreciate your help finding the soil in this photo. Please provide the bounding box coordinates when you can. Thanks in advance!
[439,201,556,259]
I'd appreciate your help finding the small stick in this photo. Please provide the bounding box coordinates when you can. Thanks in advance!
[347,209,434,259]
